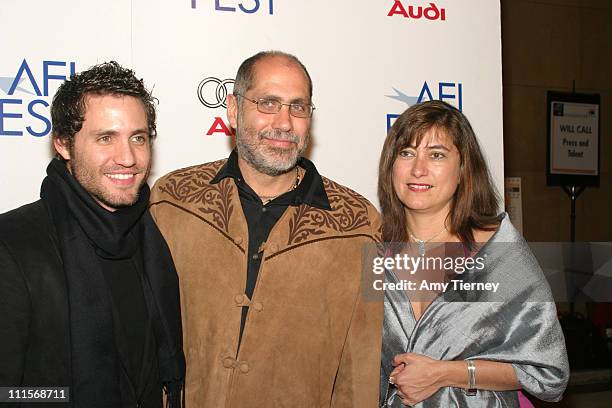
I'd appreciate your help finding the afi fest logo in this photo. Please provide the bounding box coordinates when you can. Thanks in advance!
[0,59,76,137]
[387,1,446,21]
[191,0,274,15]
[386,81,463,131]
[197,76,234,136]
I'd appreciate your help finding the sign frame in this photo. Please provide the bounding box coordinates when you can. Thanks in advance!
[546,91,600,187]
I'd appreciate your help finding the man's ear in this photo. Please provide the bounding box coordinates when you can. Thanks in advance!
[53,136,71,161]
[227,94,238,130]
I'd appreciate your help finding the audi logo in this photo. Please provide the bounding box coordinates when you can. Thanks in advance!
[197,77,235,108]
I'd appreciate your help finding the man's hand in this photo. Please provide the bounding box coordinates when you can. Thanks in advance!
[389,352,445,406]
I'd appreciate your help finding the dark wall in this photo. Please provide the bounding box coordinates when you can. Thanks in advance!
[502,0,612,241]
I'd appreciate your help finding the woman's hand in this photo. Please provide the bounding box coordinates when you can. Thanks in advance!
[389,354,521,406]
[389,352,445,406]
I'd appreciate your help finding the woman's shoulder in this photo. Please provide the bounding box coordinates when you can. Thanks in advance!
[473,227,496,244]
[471,212,505,244]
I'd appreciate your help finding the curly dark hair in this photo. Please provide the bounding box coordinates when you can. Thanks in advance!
[51,61,157,146]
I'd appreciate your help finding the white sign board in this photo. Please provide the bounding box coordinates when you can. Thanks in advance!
[550,101,599,175]
[0,0,504,213]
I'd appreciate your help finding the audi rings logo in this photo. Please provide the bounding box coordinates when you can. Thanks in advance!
[197,76,235,136]
[197,77,234,108]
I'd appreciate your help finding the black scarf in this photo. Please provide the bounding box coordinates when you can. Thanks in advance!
[40,159,185,408]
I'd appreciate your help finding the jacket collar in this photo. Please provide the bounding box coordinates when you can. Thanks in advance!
[211,149,331,210]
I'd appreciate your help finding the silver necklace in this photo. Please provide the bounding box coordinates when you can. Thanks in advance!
[408,225,447,256]
[259,167,301,205]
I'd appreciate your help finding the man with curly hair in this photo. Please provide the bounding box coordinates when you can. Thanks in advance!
[150,51,383,407]
[0,62,185,408]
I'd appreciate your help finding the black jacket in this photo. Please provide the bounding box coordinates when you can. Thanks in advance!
[0,201,161,407]
[0,201,72,399]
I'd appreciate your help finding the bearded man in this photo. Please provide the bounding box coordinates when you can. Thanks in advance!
[149,51,382,407]
[0,62,185,408]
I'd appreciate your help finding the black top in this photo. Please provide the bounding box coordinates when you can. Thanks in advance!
[101,253,161,407]
[211,150,331,343]
[101,257,147,386]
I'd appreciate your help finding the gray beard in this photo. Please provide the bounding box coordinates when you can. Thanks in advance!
[236,129,309,176]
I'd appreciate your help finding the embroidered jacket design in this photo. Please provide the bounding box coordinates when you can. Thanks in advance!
[157,160,234,234]
[286,178,371,245]
[157,161,374,246]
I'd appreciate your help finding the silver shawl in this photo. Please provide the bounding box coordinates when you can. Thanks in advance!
[380,214,569,407]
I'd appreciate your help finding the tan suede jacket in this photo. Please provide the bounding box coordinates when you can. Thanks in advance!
[150,159,382,408]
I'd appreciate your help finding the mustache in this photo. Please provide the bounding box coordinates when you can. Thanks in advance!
[259,130,299,144]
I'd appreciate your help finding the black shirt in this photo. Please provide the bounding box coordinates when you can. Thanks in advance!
[211,150,331,343]
[101,251,161,407]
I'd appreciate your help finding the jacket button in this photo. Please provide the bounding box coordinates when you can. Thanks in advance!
[223,357,235,368]
[234,294,245,304]
[253,302,264,312]
[234,236,243,245]
[239,362,250,373]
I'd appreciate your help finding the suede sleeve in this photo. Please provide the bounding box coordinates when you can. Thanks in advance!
[330,279,383,407]
[331,204,384,407]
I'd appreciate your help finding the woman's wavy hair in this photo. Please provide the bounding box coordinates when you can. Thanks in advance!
[378,100,500,248]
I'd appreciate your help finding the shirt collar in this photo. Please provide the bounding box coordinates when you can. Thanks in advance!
[211,149,331,210]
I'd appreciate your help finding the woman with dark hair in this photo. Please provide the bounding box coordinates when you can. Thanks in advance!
[378,100,569,407]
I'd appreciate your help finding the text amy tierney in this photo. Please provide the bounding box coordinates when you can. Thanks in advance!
[373,279,500,293]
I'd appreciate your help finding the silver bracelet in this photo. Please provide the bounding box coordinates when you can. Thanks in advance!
[466,360,477,396]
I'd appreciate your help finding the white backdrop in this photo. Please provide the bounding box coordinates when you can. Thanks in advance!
[0,0,503,212]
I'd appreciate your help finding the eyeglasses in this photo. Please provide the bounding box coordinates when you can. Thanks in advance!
[235,93,315,118]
